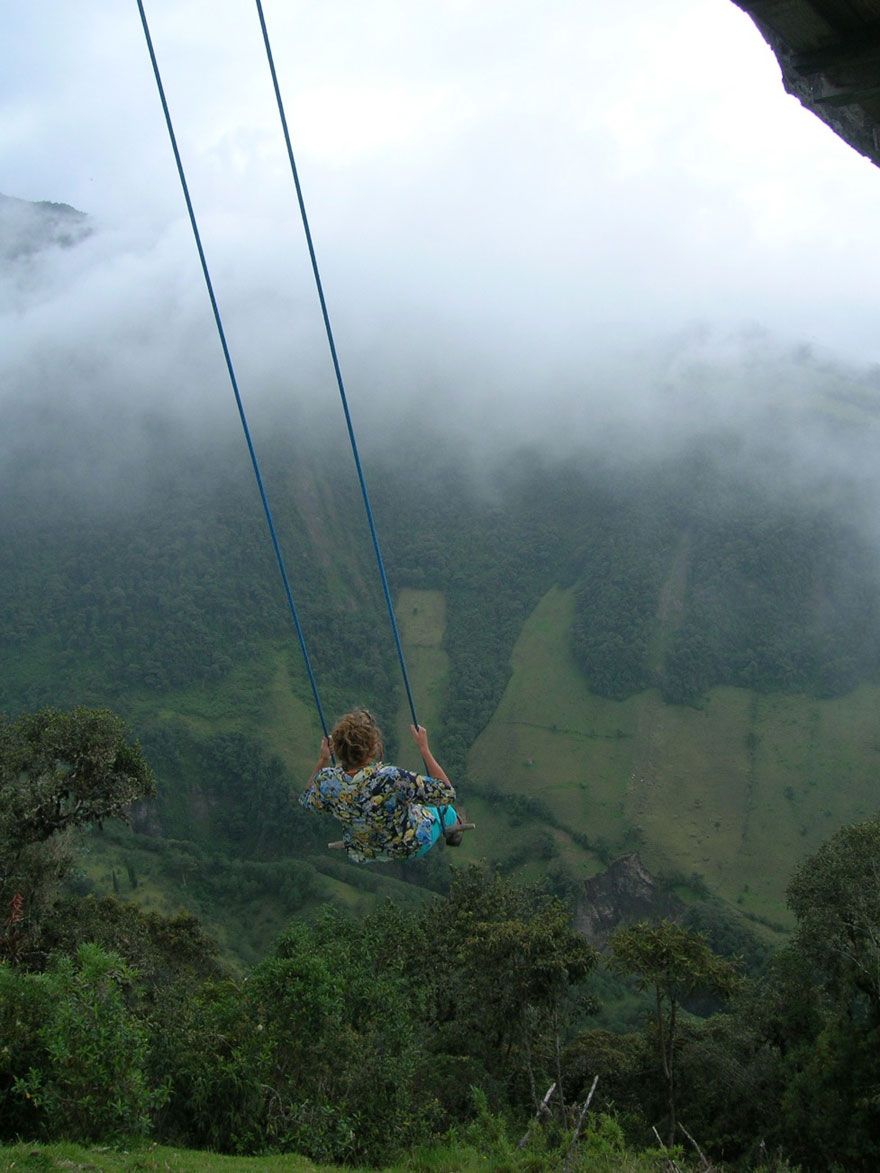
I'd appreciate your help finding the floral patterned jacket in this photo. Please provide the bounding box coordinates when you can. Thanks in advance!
[300,762,456,862]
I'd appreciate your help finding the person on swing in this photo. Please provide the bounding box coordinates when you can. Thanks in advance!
[299,708,474,862]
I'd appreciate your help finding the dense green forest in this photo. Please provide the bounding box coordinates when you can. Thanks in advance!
[3,706,880,1169]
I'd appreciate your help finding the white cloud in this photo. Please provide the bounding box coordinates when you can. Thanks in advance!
[3,0,880,415]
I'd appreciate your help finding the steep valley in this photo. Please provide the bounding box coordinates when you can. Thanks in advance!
[5,414,880,962]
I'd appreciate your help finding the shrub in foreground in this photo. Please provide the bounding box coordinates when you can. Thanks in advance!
[2,943,164,1142]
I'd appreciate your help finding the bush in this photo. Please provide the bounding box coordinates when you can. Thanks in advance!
[7,944,164,1142]
[0,961,52,1139]
[150,978,265,1154]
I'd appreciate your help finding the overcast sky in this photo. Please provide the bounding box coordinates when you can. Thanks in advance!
[3,0,880,446]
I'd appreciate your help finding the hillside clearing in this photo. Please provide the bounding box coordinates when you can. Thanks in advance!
[469,585,880,923]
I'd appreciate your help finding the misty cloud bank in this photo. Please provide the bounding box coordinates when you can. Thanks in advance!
[4,194,880,725]
[1,195,879,544]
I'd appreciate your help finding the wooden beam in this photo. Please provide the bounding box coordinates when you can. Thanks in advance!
[792,26,880,75]
[810,82,880,107]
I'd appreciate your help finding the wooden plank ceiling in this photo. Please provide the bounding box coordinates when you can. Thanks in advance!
[734,0,880,165]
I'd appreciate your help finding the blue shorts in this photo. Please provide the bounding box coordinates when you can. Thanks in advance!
[412,804,459,859]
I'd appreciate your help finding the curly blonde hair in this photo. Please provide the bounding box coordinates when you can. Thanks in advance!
[331,708,383,772]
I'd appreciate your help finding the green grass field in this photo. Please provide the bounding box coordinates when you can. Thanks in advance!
[467,585,880,925]
[0,1141,329,1171]
[392,589,450,769]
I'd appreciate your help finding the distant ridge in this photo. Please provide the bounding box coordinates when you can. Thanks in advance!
[0,191,91,260]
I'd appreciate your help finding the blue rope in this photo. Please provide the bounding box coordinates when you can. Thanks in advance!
[255,0,421,731]
[136,0,331,742]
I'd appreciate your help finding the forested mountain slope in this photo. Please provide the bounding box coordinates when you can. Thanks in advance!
[4,374,880,950]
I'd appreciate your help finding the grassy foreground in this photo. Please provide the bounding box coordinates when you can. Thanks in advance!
[0,1139,672,1171]
[0,1142,324,1171]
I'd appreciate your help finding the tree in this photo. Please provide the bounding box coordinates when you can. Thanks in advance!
[416,867,597,1120]
[610,919,739,1145]
[787,815,880,1019]
[778,817,880,1166]
[0,707,154,845]
[0,707,155,958]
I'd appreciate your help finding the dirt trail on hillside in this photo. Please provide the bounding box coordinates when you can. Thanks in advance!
[649,531,690,675]
[627,695,661,822]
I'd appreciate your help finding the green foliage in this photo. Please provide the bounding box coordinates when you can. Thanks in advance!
[145,871,598,1164]
[4,944,164,1142]
[6,428,880,761]
[150,906,435,1164]
[0,707,155,961]
[565,453,880,705]
[193,730,328,859]
[779,1010,880,1168]
[422,1093,666,1172]
[610,920,739,1145]
[570,486,675,699]
[443,868,597,1027]
[10,818,880,1168]
[5,429,880,948]
[0,1141,325,1171]
[787,813,880,1014]
[256,910,434,1164]
[610,919,741,1009]
[0,437,404,728]
[0,959,53,1138]
[0,706,154,847]
[665,500,880,703]
[43,895,224,990]
[673,1011,783,1161]
[147,977,266,1154]
[136,721,330,859]
[0,1133,683,1172]
[618,819,880,1167]
[758,819,880,1167]
[5,400,880,1166]
[376,452,573,776]
[563,1029,651,1125]
[678,898,771,975]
